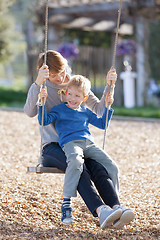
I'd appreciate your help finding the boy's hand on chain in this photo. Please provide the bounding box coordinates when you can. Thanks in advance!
[105,91,114,107]
[38,86,48,105]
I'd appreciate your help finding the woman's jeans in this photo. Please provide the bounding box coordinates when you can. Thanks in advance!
[42,142,120,217]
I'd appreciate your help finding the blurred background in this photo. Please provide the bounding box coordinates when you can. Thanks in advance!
[0,0,160,118]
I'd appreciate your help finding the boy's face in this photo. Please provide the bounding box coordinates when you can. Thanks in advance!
[49,70,66,84]
[66,86,85,109]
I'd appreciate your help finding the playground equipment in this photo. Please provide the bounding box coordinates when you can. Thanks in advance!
[27,0,123,174]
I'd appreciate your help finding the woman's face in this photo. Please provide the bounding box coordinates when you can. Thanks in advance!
[49,69,66,85]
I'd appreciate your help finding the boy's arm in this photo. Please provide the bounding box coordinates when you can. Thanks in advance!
[88,107,114,130]
[38,104,57,126]
[103,107,114,129]
[88,86,114,129]
[85,86,109,117]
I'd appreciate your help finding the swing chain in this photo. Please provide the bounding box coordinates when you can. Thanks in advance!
[103,0,123,150]
[38,0,49,165]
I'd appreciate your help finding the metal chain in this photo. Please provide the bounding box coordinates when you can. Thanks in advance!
[102,0,123,150]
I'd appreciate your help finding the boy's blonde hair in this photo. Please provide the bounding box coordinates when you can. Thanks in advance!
[67,75,91,96]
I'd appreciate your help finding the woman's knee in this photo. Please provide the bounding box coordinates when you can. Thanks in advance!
[85,159,110,180]
[42,144,67,170]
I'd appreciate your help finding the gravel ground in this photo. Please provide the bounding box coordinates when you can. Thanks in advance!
[0,110,160,240]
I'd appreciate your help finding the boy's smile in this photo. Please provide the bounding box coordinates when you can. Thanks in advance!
[66,86,85,109]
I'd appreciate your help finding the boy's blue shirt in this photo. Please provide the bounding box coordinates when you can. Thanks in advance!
[38,103,113,148]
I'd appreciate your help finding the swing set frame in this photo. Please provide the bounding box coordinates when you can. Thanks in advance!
[27,0,123,174]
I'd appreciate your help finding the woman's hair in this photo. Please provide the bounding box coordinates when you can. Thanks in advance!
[37,50,71,75]
[67,75,91,96]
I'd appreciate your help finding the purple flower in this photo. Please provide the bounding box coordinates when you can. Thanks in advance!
[57,43,79,59]
[116,40,136,56]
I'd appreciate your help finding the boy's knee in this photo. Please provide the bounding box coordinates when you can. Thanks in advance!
[68,156,83,171]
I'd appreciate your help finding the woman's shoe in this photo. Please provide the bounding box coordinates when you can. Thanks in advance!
[99,205,122,230]
[113,207,135,229]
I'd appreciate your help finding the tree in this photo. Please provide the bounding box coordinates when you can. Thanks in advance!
[0,0,15,12]
[10,0,43,87]
[149,21,160,83]
[0,0,16,63]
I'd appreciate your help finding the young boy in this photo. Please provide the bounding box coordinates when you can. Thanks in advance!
[38,74,121,224]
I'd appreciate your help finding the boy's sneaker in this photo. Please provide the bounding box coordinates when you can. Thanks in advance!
[113,207,135,229]
[61,206,73,224]
[99,205,122,230]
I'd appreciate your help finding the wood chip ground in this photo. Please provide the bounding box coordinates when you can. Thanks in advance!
[0,111,160,239]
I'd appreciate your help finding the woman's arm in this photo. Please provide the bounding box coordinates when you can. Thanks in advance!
[24,65,49,117]
[85,67,117,116]
[87,86,114,128]
[85,85,109,117]
[24,83,40,117]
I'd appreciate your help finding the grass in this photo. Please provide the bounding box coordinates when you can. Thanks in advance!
[0,86,160,118]
[0,86,27,108]
[113,106,160,119]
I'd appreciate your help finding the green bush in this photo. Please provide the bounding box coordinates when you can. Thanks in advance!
[113,106,160,119]
[0,86,27,108]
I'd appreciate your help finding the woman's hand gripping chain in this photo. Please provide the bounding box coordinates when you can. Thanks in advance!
[35,64,49,86]
[106,66,117,87]
[105,66,117,107]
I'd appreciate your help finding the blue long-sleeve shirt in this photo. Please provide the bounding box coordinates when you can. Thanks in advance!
[38,103,113,148]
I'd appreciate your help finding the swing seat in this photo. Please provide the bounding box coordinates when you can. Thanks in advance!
[27,166,64,174]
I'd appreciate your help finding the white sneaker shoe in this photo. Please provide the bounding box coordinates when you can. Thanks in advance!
[99,205,122,230]
[113,207,135,229]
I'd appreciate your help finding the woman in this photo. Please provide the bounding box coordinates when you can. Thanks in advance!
[24,50,134,229]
